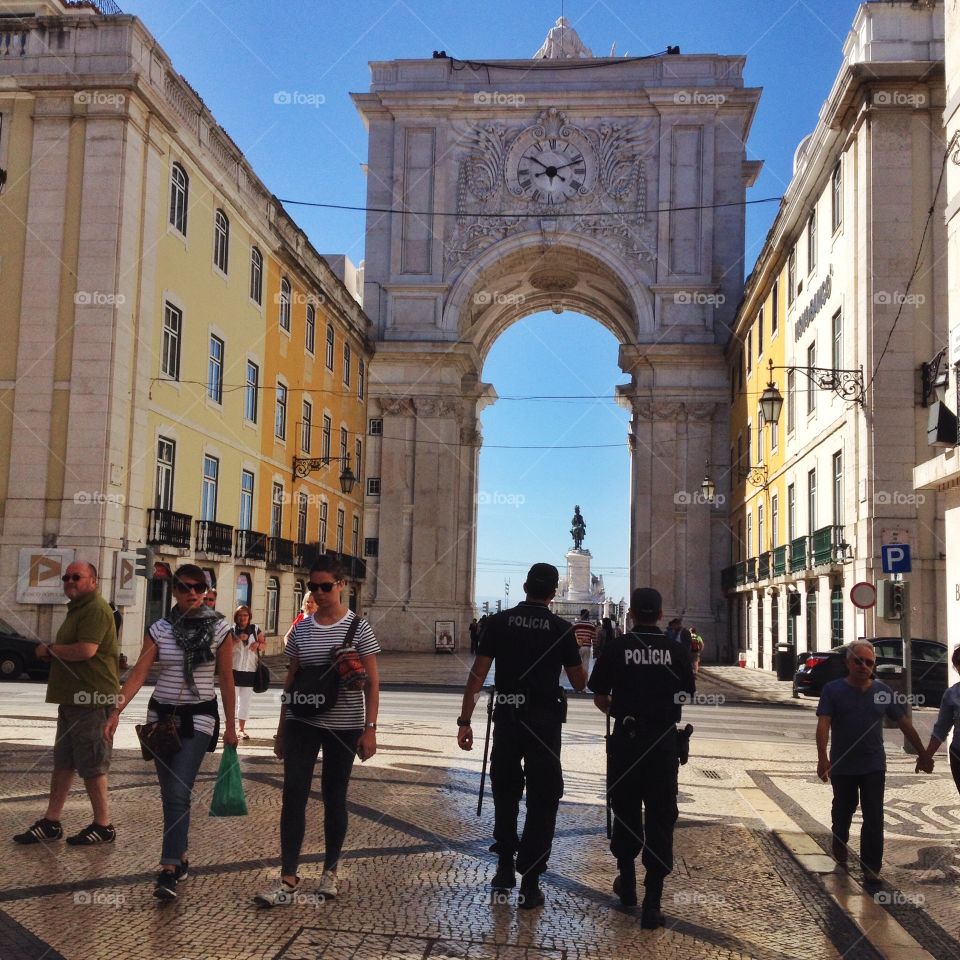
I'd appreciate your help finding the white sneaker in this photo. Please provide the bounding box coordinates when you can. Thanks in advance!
[254,879,298,907]
[316,872,338,899]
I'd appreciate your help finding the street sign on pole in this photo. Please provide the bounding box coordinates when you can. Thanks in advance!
[850,582,877,609]
[881,544,912,574]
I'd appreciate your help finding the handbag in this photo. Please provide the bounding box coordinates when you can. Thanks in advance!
[285,617,362,718]
[333,619,369,691]
[253,654,270,694]
[135,715,182,762]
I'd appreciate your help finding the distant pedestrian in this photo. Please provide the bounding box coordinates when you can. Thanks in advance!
[816,640,929,885]
[469,618,481,654]
[595,617,615,659]
[232,605,265,740]
[283,594,317,647]
[589,587,695,928]
[104,563,237,900]
[918,646,960,794]
[13,561,119,847]
[457,563,586,910]
[688,625,704,673]
[572,609,596,674]
[664,618,682,645]
[204,587,224,619]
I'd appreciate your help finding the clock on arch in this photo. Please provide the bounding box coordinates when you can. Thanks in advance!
[506,114,597,205]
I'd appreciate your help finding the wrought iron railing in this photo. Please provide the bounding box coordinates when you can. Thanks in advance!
[147,508,192,549]
[65,0,123,15]
[267,537,295,567]
[195,520,233,556]
[235,529,268,563]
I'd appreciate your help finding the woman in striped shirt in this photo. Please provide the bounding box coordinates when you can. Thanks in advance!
[105,564,237,900]
[255,556,380,907]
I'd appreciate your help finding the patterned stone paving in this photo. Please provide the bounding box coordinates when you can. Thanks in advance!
[0,699,958,960]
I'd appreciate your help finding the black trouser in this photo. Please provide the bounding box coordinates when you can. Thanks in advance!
[608,724,679,901]
[830,770,885,875]
[489,709,563,880]
[951,751,960,796]
[280,721,361,877]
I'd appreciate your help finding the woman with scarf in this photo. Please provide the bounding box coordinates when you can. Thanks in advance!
[105,564,237,900]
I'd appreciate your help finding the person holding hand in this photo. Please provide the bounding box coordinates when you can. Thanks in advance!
[917,646,960,787]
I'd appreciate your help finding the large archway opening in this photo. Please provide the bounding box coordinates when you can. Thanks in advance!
[474,308,632,623]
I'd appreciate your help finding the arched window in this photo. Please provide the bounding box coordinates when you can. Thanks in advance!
[213,209,229,273]
[266,577,280,633]
[235,572,252,608]
[169,163,188,234]
[279,277,291,331]
[250,247,263,304]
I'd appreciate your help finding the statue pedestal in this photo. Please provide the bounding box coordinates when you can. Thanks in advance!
[565,549,594,602]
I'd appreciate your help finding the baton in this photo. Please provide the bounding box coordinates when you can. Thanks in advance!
[476,688,494,817]
[605,708,612,839]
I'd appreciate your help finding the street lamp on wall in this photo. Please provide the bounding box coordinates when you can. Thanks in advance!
[759,358,865,426]
[292,455,356,495]
[701,462,716,503]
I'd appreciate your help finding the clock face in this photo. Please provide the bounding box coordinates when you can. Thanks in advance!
[515,138,588,204]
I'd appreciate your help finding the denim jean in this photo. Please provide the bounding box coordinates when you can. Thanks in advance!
[155,730,212,866]
[830,769,885,874]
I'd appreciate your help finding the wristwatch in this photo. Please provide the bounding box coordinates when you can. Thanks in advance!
[457,717,472,727]
[364,722,377,730]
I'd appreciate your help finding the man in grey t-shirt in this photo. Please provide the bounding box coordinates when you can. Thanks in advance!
[816,640,929,884]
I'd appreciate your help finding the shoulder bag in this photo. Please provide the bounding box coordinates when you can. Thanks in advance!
[286,616,362,718]
[253,653,271,694]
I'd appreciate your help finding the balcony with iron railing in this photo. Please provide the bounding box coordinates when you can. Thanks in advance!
[267,537,295,568]
[195,520,233,557]
[789,535,808,573]
[773,544,788,577]
[147,508,192,549]
[235,529,268,563]
[811,525,845,566]
[66,0,124,14]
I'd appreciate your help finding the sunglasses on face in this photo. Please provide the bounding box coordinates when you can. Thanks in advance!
[61,574,87,582]
[173,580,208,594]
[307,580,339,593]
[852,656,876,668]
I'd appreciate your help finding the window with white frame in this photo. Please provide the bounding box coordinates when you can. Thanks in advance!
[832,451,843,527]
[787,369,796,432]
[239,469,254,530]
[305,303,316,354]
[340,426,348,464]
[336,506,345,553]
[807,209,816,275]
[369,417,382,436]
[266,577,279,633]
[343,342,351,386]
[771,494,779,548]
[169,163,188,235]
[358,358,365,399]
[807,342,817,415]
[757,502,765,554]
[213,209,229,274]
[364,537,378,557]
[746,330,752,374]
[366,477,381,496]
[788,249,796,305]
[318,500,328,547]
[245,361,259,423]
[354,438,362,482]
[162,302,182,380]
[279,277,291,332]
[270,482,284,538]
[771,279,779,334]
[746,512,753,558]
[250,247,263,305]
[807,468,817,533]
[297,491,308,544]
[787,484,796,541]
[831,310,842,373]
[351,515,359,556]
[275,383,287,440]
[325,323,334,370]
[757,307,764,356]
[302,398,313,454]
[322,415,331,462]
[208,335,224,404]
[156,437,175,510]
[200,455,219,521]
[831,162,843,234]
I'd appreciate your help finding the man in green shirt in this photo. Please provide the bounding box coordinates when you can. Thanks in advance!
[13,560,120,846]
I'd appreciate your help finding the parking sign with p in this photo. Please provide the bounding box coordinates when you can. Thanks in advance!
[881,544,911,574]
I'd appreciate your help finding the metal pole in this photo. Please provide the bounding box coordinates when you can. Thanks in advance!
[476,688,494,816]
[900,579,915,754]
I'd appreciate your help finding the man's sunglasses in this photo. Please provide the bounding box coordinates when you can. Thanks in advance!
[173,580,208,594]
[61,574,87,582]
[852,656,876,668]
[307,581,339,593]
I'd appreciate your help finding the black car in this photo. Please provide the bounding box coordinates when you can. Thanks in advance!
[0,619,50,681]
[792,637,947,707]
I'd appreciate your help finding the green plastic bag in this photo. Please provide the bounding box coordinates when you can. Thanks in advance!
[209,744,247,817]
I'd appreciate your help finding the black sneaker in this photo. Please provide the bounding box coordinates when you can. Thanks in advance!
[154,870,177,900]
[174,859,189,882]
[641,905,666,929]
[66,823,116,846]
[613,874,637,907]
[13,818,63,845]
[518,884,544,910]
[491,859,516,890]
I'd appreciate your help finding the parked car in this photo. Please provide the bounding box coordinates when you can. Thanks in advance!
[0,619,50,681]
[792,637,947,707]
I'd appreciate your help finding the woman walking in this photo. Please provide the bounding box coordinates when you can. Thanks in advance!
[105,564,237,900]
[233,605,265,739]
[256,556,379,906]
[918,646,960,787]
[283,593,317,647]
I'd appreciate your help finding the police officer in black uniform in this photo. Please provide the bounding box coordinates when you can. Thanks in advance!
[588,586,695,928]
[457,563,586,909]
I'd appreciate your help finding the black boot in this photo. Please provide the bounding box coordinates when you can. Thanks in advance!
[641,875,665,929]
[491,856,516,890]
[518,875,544,910]
[613,858,637,907]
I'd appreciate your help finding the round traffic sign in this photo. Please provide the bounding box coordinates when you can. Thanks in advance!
[850,581,877,609]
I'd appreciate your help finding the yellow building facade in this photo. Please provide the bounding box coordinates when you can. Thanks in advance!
[0,0,371,655]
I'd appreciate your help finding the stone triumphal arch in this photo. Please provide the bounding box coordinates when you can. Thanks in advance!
[353,23,761,649]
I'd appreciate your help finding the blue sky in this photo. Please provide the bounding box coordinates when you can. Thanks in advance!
[121,0,870,607]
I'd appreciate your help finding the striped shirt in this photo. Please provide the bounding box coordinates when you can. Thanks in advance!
[285,611,379,731]
[147,616,233,737]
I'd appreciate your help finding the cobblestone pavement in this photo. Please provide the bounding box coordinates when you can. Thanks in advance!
[1,689,957,960]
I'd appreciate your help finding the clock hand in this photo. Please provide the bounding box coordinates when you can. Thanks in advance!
[552,159,584,171]
[534,169,566,183]
[527,156,551,170]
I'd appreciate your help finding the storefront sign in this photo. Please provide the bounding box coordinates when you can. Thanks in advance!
[794,269,833,341]
[16,548,75,604]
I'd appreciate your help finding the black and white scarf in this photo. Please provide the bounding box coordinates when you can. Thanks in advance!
[169,605,220,696]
